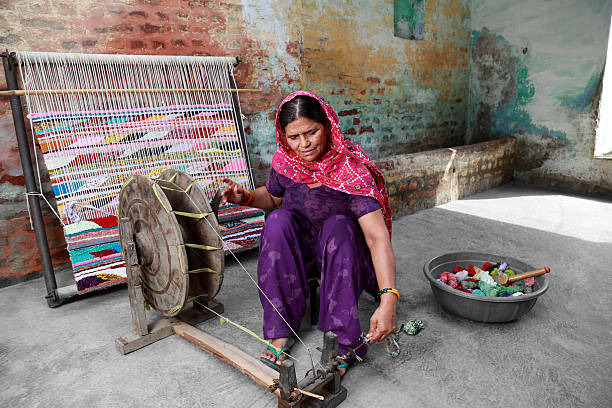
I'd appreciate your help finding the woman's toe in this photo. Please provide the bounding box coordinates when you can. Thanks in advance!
[261,350,275,362]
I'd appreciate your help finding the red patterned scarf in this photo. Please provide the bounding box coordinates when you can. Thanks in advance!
[271,91,392,235]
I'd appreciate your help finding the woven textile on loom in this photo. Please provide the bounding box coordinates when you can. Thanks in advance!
[31,104,264,294]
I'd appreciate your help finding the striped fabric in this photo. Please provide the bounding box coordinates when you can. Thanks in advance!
[30,105,262,293]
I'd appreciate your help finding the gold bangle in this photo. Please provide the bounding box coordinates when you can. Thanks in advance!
[376,288,400,302]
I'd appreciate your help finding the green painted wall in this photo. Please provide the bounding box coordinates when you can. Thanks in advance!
[468,0,612,195]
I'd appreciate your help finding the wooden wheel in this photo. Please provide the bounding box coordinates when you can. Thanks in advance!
[118,171,224,316]
[158,169,224,301]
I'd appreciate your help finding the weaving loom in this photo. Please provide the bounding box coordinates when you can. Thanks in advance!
[3,53,353,405]
[2,51,264,300]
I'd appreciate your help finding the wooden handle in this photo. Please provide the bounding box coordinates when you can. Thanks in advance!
[498,267,550,286]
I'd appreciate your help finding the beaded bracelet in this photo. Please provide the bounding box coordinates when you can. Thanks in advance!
[242,189,253,206]
[376,288,400,302]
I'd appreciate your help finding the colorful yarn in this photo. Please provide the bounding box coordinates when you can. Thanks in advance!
[461,279,479,289]
[478,281,498,297]
[496,284,521,296]
[67,205,264,293]
[455,270,469,281]
[31,102,263,293]
[478,270,496,286]
[385,320,425,358]
[439,272,458,288]
[467,264,476,276]
[400,320,424,335]
[436,261,534,298]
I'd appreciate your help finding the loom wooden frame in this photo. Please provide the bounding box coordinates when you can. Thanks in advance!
[0,51,257,308]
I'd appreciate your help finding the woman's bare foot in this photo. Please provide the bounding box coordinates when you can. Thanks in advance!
[261,337,294,367]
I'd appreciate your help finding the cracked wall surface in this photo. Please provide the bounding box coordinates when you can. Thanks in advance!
[468,0,612,196]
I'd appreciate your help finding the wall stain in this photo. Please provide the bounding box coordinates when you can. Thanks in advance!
[558,71,603,112]
[470,27,568,155]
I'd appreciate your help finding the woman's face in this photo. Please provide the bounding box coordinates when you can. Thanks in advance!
[283,117,328,162]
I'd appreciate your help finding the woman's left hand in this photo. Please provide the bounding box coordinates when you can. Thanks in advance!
[366,296,397,342]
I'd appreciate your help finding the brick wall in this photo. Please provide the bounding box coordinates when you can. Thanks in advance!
[376,137,516,218]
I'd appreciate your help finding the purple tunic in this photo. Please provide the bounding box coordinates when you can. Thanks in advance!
[258,168,381,359]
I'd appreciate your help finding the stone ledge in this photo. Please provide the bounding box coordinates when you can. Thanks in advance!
[375,137,516,218]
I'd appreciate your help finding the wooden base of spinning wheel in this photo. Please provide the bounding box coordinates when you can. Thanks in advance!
[115,215,224,355]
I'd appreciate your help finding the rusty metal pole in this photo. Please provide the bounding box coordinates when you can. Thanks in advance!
[2,52,61,307]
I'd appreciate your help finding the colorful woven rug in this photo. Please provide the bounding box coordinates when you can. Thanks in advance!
[67,206,264,294]
[29,104,261,294]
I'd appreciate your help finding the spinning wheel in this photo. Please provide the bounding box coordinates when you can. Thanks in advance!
[118,169,224,316]
[116,170,348,407]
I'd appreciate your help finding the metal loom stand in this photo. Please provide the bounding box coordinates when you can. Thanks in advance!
[2,51,73,307]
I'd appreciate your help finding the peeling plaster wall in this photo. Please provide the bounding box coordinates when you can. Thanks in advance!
[242,0,472,184]
[468,0,612,196]
[0,0,472,286]
[299,0,471,162]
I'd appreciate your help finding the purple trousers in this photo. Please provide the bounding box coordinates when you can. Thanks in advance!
[257,209,377,358]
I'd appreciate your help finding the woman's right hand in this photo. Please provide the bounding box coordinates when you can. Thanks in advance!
[220,178,249,205]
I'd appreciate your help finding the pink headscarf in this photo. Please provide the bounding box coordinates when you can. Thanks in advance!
[271,91,392,236]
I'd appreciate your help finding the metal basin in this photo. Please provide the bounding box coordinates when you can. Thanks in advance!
[423,252,549,323]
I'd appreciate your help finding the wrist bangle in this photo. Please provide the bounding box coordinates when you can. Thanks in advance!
[242,189,253,206]
[376,288,399,302]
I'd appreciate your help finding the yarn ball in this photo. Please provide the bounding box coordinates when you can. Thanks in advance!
[467,264,476,276]
[496,284,521,296]
[478,271,496,286]
[439,272,458,288]
[461,279,479,289]
[455,270,469,281]
[441,261,538,298]
[478,281,498,297]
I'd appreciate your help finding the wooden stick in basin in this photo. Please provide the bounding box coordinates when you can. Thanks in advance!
[497,267,550,286]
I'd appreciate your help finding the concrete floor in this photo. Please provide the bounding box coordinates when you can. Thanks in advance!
[1,182,611,408]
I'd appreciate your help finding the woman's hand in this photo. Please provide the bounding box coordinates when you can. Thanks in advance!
[220,178,249,205]
[366,295,397,342]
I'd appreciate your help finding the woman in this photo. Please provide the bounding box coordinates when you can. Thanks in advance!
[221,91,398,374]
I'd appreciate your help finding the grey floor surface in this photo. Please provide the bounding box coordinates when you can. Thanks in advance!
[1,182,611,408]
